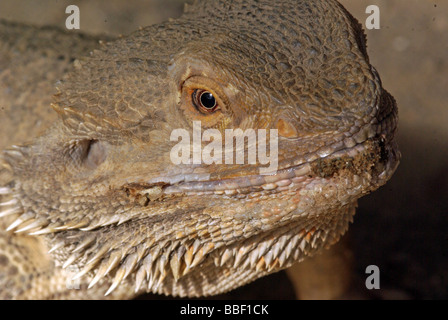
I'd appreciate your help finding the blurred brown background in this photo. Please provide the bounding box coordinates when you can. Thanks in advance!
[0,0,446,299]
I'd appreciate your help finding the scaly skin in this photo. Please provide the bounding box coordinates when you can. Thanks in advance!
[0,0,399,299]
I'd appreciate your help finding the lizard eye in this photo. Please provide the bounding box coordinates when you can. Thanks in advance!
[192,89,219,113]
[179,75,227,127]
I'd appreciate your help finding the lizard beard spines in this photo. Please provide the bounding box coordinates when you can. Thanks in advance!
[7,215,94,236]
[85,244,189,295]
[50,223,223,296]
[0,186,22,220]
[213,223,328,273]
[51,224,188,295]
[0,201,21,218]
[57,205,354,296]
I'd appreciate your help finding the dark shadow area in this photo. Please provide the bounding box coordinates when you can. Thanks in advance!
[353,127,448,299]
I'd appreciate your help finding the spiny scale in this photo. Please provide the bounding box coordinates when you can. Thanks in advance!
[85,243,111,266]
[134,265,146,293]
[233,244,256,268]
[29,222,64,235]
[2,146,27,162]
[121,253,139,281]
[87,259,113,289]
[62,252,81,269]
[0,187,11,195]
[6,212,35,231]
[48,241,65,254]
[0,198,17,207]
[71,241,114,281]
[170,252,182,281]
[104,252,141,295]
[189,242,214,268]
[153,267,167,292]
[72,235,96,253]
[0,206,22,218]
[105,266,126,296]
[14,218,47,234]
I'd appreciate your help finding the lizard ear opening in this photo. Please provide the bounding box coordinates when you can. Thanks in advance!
[68,139,107,171]
[84,140,107,170]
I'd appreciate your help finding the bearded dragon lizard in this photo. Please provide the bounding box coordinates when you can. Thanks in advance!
[0,0,399,299]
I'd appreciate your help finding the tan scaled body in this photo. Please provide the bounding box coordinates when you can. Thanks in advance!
[0,0,399,299]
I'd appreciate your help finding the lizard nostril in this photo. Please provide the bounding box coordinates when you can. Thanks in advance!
[276,118,299,139]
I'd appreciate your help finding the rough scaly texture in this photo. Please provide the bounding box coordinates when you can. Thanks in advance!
[0,0,399,299]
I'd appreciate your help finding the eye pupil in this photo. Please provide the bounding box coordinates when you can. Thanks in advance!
[192,89,219,113]
[199,91,216,110]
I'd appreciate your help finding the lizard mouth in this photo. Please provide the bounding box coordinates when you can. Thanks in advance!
[123,133,400,204]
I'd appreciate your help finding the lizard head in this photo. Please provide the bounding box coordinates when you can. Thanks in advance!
[0,0,399,297]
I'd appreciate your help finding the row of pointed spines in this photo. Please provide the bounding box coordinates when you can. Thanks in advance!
[56,203,356,296]
[2,203,137,235]
[213,227,324,273]
[61,224,338,296]
[0,166,21,222]
[1,145,29,171]
[213,204,356,273]
[58,234,220,296]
